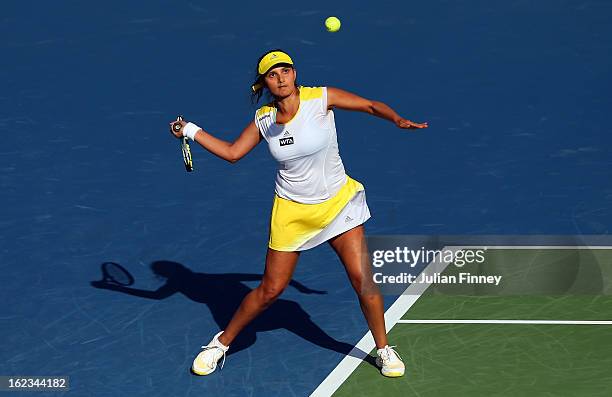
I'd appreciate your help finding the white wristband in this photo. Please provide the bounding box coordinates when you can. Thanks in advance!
[183,122,201,141]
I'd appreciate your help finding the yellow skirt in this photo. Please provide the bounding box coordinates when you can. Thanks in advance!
[269,176,371,251]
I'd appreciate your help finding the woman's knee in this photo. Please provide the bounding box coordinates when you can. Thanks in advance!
[348,272,378,296]
[257,282,286,305]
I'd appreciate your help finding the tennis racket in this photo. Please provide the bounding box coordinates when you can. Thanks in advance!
[100,262,135,286]
[173,115,193,172]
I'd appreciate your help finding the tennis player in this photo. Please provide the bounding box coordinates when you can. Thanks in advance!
[169,49,428,378]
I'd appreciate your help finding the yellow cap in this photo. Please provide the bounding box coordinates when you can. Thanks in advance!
[257,51,294,76]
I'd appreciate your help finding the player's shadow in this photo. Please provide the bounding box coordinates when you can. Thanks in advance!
[91,260,376,366]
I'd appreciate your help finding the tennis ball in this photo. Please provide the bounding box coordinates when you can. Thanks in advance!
[325,16,341,33]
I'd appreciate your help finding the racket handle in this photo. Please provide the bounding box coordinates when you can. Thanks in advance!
[173,115,184,133]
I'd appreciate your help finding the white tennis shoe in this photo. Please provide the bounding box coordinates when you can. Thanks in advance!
[376,345,405,377]
[192,331,229,376]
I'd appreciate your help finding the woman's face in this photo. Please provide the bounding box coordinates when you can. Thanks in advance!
[264,65,297,98]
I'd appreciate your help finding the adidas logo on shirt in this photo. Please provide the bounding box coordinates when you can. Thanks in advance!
[279,130,294,146]
[345,216,353,223]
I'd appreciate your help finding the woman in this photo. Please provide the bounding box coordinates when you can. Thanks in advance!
[169,49,428,378]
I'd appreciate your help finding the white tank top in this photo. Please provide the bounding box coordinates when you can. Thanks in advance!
[255,86,347,204]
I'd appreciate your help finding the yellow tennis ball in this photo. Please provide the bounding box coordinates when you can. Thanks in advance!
[325,16,341,33]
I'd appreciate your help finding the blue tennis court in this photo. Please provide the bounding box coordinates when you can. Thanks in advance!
[1,1,611,395]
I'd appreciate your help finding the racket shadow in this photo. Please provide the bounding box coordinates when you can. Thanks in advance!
[91,260,376,366]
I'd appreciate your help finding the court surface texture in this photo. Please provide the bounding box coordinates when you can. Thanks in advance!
[2,1,611,396]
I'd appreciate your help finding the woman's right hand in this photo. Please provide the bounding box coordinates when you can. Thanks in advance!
[169,119,187,139]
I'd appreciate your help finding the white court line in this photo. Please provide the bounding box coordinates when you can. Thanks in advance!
[454,246,612,249]
[398,319,612,325]
[310,247,462,397]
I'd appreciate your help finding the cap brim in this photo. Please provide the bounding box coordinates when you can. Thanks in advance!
[261,62,293,76]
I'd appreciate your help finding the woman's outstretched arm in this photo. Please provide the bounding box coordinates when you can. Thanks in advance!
[169,119,262,163]
[326,87,428,129]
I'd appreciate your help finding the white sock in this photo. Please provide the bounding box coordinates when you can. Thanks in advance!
[213,331,229,351]
[377,345,390,355]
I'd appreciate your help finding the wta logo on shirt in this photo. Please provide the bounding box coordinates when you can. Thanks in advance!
[279,130,294,146]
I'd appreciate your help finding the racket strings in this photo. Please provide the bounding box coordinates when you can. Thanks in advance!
[102,263,134,286]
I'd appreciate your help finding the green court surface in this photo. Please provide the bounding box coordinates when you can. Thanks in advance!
[332,248,612,397]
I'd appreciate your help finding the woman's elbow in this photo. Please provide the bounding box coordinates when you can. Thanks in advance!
[226,147,241,164]
[364,101,378,115]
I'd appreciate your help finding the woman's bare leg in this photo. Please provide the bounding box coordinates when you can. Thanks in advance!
[218,248,299,346]
[328,225,389,349]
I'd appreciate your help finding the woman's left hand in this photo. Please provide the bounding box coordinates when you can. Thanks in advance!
[395,118,428,129]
